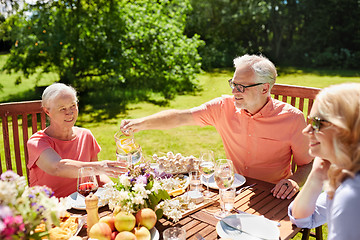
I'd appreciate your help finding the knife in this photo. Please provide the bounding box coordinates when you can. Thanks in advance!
[221,217,243,231]
[222,217,269,240]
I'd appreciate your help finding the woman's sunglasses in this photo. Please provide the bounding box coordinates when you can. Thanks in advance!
[307,116,331,133]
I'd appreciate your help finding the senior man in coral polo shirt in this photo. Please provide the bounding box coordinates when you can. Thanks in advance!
[120,54,313,200]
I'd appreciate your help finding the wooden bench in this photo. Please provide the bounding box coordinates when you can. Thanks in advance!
[0,100,46,183]
[271,84,323,240]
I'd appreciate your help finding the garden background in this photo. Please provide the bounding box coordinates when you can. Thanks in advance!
[1,1,360,239]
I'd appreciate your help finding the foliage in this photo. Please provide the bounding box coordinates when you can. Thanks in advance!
[2,0,204,101]
[0,171,68,240]
[185,0,360,69]
[290,0,360,68]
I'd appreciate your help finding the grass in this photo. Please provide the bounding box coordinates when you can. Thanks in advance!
[1,53,359,239]
[0,53,58,102]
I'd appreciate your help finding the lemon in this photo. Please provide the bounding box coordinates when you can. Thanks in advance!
[168,188,185,197]
[120,145,134,154]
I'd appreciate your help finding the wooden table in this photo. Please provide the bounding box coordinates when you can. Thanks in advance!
[74,177,302,239]
[155,177,302,240]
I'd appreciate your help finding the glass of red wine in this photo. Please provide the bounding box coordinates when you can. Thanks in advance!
[77,167,99,197]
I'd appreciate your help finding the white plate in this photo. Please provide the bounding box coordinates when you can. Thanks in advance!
[216,214,280,240]
[201,173,246,189]
[150,227,160,240]
[66,188,107,210]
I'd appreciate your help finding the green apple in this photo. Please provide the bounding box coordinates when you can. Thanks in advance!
[114,211,136,232]
[132,226,151,240]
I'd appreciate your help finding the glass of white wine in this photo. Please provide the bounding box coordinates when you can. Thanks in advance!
[213,159,235,219]
[199,150,215,198]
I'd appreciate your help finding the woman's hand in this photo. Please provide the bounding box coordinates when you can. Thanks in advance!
[309,157,330,183]
[94,160,128,178]
[291,157,331,219]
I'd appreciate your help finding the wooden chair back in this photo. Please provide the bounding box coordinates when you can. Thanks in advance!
[271,83,321,122]
[271,83,323,240]
[0,100,46,183]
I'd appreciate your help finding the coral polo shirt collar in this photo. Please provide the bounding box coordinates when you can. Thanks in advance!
[239,97,273,118]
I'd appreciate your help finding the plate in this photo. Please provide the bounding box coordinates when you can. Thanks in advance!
[66,188,107,210]
[150,227,160,240]
[201,173,246,189]
[216,214,279,240]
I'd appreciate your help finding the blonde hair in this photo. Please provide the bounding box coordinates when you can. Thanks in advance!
[233,54,277,88]
[316,83,360,198]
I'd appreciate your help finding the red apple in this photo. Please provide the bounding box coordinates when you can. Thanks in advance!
[99,215,115,231]
[111,230,119,240]
[135,208,157,230]
[88,222,112,240]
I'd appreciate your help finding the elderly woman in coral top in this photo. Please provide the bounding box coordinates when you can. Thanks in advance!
[288,83,360,239]
[27,83,125,198]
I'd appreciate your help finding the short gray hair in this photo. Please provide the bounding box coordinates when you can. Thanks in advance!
[233,54,277,88]
[42,83,77,108]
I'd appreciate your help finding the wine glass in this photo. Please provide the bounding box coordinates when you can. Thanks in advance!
[114,130,142,166]
[213,159,234,219]
[199,150,215,198]
[77,167,99,197]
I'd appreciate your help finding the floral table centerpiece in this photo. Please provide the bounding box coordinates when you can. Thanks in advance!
[101,161,196,222]
[0,171,68,240]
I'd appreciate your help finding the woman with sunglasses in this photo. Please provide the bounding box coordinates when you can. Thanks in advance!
[288,83,360,239]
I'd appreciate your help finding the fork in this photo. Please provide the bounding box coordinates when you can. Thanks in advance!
[236,183,256,194]
[73,215,86,237]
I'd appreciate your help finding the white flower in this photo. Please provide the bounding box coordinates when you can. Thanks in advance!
[119,174,131,187]
[0,181,18,205]
[132,195,145,205]
[118,189,130,201]
[151,181,162,194]
[133,183,147,195]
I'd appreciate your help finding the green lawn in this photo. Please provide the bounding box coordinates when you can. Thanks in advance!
[1,53,359,239]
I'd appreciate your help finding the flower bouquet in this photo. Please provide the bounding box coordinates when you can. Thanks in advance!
[101,161,196,222]
[0,171,68,240]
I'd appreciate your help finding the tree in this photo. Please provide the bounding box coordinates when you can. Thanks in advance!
[2,0,204,103]
[185,0,360,69]
[292,0,360,68]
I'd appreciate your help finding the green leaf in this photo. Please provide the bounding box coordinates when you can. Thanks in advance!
[155,208,163,219]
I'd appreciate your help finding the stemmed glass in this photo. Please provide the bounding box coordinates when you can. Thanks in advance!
[77,167,99,197]
[114,130,142,166]
[199,150,215,198]
[213,159,235,219]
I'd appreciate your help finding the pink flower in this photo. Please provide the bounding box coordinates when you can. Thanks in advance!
[1,215,25,238]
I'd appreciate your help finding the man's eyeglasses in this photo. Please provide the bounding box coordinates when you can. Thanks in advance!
[228,79,265,93]
[308,116,331,133]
